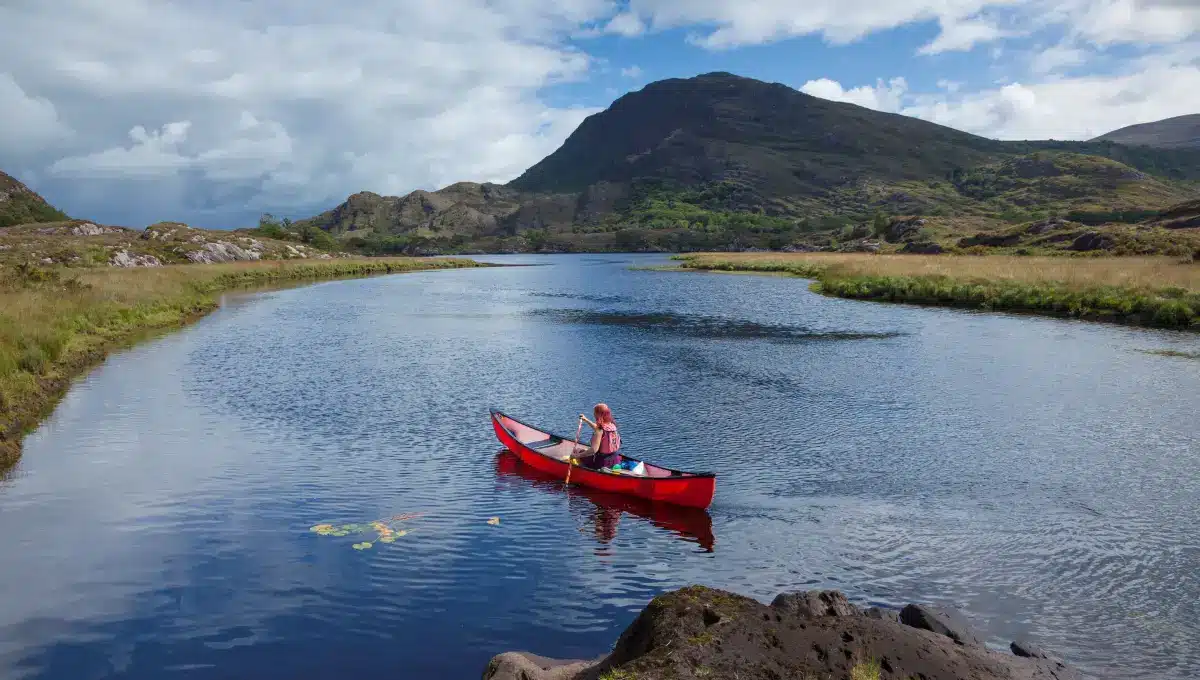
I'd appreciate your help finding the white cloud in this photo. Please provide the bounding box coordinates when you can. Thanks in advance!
[2,0,1199,227]
[1064,0,1200,45]
[620,0,1198,51]
[50,122,193,178]
[1029,43,1090,74]
[0,73,72,156]
[917,16,1010,54]
[801,77,910,112]
[0,0,607,225]
[605,12,646,37]
[801,52,1200,140]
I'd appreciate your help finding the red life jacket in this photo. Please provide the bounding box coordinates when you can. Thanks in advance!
[598,423,621,454]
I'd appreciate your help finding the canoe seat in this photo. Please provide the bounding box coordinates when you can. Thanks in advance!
[525,437,562,450]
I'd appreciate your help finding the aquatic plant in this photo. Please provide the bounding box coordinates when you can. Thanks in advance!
[309,512,425,550]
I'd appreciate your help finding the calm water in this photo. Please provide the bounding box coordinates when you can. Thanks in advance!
[2,254,1198,679]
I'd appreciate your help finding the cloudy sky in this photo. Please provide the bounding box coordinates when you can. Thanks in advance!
[2,0,1198,228]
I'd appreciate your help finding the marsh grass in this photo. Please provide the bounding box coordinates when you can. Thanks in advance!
[0,257,481,468]
[677,252,1200,330]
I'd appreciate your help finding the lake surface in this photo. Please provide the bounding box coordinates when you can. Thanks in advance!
[2,254,1198,679]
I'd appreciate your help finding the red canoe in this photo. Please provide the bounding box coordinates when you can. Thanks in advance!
[490,410,717,510]
[493,451,715,551]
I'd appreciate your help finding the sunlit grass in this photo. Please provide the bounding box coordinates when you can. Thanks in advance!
[0,257,481,468]
[850,659,882,680]
[676,252,1200,330]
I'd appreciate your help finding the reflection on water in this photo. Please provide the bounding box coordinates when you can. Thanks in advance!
[493,451,715,552]
[528,308,905,342]
[0,253,1198,680]
[527,291,636,305]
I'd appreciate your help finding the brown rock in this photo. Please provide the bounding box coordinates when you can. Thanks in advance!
[771,590,860,618]
[481,585,1085,680]
[1068,232,1115,251]
[898,603,984,647]
[482,652,598,680]
[900,241,945,254]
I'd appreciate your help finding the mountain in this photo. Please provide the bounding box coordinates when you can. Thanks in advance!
[0,171,69,228]
[299,72,1200,254]
[508,72,1007,199]
[1092,114,1200,150]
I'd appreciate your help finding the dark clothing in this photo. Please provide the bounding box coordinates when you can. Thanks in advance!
[581,423,621,469]
[582,451,621,470]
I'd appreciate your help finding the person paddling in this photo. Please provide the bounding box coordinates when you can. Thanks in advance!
[577,403,622,470]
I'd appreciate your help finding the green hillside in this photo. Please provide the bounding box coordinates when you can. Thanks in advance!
[296,73,1200,255]
[0,171,69,228]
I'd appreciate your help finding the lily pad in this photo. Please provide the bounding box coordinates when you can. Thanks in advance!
[352,542,373,550]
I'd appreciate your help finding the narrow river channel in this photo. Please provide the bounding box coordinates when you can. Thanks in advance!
[2,254,1197,679]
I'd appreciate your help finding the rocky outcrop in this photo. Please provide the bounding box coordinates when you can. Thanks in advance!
[958,231,1023,248]
[31,222,129,237]
[109,249,163,267]
[1068,232,1115,252]
[481,585,1084,680]
[185,241,261,264]
[837,239,881,253]
[900,240,945,254]
[1024,216,1071,235]
[134,222,330,262]
[898,603,984,647]
[141,221,192,241]
[483,653,600,680]
[884,217,927,243]
[71,222,125,236]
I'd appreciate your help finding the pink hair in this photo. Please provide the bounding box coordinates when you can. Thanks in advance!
[593,403,614,426]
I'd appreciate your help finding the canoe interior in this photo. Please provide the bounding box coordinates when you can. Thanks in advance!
[493,412,705,479]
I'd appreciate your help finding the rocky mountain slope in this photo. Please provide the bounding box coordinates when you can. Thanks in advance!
[1,171,345,266]
[299,72,1200,254]
[1092,114,1200,150]
[0,220,338,268]
[0,171,69,228]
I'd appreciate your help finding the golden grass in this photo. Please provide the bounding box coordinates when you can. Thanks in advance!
[684,252,1200,291]
[677,252,1200,330]
[849,660,882,680]
[0,257,482,469]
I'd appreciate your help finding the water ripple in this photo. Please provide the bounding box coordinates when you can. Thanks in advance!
[528,308,906,342]
[0,254,1197,680]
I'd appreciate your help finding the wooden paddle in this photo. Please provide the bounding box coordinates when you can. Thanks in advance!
[566,415,584,486]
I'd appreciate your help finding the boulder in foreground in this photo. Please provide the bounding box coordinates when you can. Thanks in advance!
[483,585,1083,680]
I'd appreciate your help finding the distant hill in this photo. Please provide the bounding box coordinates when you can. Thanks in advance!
[508,72,1008,201]
[1092,114,1200,150]
[297,73,1200,254]
[0,171,69,228]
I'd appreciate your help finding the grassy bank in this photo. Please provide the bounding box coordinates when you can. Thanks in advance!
[0,257,482,469]
[676,252,1200,329]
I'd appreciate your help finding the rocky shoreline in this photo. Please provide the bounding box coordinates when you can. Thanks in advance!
[483,585,1083,680]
